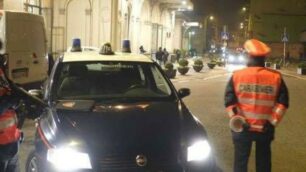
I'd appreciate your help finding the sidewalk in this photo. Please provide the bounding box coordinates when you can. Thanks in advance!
[169,58,229,82]
[280,67,306,80]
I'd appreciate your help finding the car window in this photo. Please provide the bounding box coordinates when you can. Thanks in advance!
[151,65,171,94]
[53,61,174,101]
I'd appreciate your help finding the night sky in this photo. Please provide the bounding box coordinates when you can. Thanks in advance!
[191,0,248,30]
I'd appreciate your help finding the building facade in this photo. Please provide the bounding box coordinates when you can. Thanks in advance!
[2,0,192,55]
[249,0,306,58]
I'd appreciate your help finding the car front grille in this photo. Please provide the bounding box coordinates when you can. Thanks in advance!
[98,154,182,172]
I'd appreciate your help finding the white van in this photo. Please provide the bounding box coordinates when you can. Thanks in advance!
[0,10,48,89]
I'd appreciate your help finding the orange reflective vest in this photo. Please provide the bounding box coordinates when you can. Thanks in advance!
[0,69,20,145]
[226,67,287,132]
[0,110,20,145]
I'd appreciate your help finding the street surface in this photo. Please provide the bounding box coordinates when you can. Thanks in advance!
[19,65,306,172]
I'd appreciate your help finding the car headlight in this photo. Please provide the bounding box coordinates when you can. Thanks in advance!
[47,148,92,170]
[228,55,235,62]
[238,55,245,62]
[187,140,211,162]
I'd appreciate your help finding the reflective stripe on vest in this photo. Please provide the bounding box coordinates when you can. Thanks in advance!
[250,124,264,130]
[0,110,20,145]
[238,98,275,107]
[273,106,286,117]
[249,124,264,132]
[243,111,272,120]
[270,103,287,126]
[0,117,16,131]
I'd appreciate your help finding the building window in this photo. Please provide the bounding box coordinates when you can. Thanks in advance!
[24,0,42,15]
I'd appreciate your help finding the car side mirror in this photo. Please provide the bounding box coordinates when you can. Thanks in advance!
[28,89,43,99]
[178,88,190,98]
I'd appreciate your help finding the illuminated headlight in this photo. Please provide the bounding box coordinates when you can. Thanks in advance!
[228,55,235,62]
[238,55,245,62]
[47,148,92,170]
[187,140,211,162]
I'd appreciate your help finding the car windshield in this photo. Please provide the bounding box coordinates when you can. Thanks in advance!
[53,61,174,101]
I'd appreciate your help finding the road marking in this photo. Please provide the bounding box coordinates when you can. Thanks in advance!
[177,80,189,83]
[203,73,230,80]
[172,73,230,83]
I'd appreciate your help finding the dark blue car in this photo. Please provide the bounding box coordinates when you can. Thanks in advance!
[26,51,217,172]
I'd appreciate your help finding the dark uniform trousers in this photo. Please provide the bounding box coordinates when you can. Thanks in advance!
[232,126,274,172]
[0,142,20,172]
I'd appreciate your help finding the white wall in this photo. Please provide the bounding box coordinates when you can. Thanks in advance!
[66,0,91,47]
[173,19,183,50]
[3,0,24,10]
[139,0,152,52]
[51,0,112,53]
[161,9,172,51]
[95,0,111,47]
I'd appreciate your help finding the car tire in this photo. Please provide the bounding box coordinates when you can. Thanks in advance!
[26,150,43,172]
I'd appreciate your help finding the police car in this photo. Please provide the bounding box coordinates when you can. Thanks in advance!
[25,42,217,172]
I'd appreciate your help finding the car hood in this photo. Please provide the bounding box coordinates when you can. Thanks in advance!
[55,101,183,158]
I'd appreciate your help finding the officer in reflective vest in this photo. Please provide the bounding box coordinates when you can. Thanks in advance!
[224,39,289,172]
[0,53,21,172]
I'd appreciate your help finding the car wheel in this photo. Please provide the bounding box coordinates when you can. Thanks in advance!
[26,150,42,172]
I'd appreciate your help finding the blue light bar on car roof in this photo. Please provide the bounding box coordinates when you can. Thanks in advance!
[122,40,131,53]
[71,38,82,52]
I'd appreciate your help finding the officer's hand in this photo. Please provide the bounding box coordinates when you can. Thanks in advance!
[263,122,274,133]
[242,123,250,131]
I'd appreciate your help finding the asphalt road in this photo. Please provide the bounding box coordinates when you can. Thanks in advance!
[18,67,306,172]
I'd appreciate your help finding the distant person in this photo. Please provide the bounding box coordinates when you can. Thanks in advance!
[176,49,181,63]
[224,39,289,172]
[155,47,164,65]
[285,51,290,63]
[190,48,197,58]
[139,46,146,54]
[163,48,169,64]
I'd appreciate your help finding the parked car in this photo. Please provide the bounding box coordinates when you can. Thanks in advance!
[0,10,48,89]
[26,49,217,172]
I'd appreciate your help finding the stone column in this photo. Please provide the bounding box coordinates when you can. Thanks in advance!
[111,0,119,50]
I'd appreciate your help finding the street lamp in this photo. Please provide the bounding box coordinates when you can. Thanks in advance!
[242,7,247,12]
